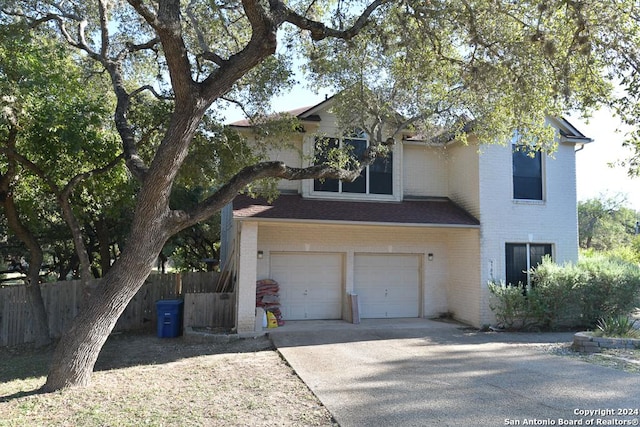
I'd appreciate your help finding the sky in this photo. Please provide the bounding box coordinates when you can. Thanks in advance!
[222,89,640,212]
[569,110,640,211]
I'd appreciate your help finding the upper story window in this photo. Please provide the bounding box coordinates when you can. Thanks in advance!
[313,130,393,195]
[512,145,543,200]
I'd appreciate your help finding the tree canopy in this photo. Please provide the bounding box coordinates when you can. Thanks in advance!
[578,196,640,258]
[1,0,640,391]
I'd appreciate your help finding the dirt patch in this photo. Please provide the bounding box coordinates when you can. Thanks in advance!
[0,332,336,426]
[541,342,640,373]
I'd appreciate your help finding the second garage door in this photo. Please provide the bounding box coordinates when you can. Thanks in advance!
[270,253,343,320]
[354,254,420,318]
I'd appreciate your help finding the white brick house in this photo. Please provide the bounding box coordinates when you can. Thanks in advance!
[220,98,592,332]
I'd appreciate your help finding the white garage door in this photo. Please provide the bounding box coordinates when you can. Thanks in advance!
[270,253,343,320]
[354,254,420,318]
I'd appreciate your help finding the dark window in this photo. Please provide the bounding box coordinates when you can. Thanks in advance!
[313,132,392,195]
[513,146,542,200]
[505,243,552,286]
[370,153,393,194]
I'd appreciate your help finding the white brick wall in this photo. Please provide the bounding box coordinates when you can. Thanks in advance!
[236,222,258,333]
[477,142,580,325]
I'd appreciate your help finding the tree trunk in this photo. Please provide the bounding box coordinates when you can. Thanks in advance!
[94,217,112,276]
[1,124,50,346]
[158,252,167,274]
[24,258,51,348]
[43,129,184,390]
[1,193,51,347]
[43,222,168,391]
[58,196,93,283]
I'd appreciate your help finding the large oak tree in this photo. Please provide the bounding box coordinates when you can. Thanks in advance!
[0,0,636,390]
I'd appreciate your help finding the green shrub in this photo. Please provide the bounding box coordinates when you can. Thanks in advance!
[488,281,538,330]
[572,254,640,325]
[604,246,640,265]
[489,254,640,331]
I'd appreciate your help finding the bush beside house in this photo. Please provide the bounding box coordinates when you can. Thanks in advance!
[489,255,640,331]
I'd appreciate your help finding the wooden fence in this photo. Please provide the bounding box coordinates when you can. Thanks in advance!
[0,271,233,347]
[183,292,235,330]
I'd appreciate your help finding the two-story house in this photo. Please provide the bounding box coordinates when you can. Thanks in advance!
[221,96,592,333]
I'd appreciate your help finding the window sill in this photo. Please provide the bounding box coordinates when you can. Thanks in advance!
[307,192,399,202]
[512,199,546,206]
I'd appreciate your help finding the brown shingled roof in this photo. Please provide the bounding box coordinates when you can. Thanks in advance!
[232,194,479,227]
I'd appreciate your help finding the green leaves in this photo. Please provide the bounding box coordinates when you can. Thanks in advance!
[0,26,127,278]
[578,196,639,251]
[3,0,640,274]
[301,0,614,150]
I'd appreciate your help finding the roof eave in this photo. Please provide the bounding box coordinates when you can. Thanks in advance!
[560,136,594,145]
[296,95,336,119]
[233,216,480,229]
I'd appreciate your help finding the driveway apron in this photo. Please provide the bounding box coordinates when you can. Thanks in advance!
[270,319,640,427]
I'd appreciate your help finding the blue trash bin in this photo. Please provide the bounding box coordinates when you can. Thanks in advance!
[156,299,184,338]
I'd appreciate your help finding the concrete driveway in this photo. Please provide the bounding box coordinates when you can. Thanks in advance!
[270,319,640,427]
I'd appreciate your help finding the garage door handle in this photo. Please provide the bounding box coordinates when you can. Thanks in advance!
[304,290,308,296]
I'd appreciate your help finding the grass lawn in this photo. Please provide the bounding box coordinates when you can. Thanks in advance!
[0,333,335,426]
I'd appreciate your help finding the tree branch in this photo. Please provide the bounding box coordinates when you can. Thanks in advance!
[275,0,389,41]
[126,0,160,29]
[199,0,277,101]
[0,147,60,193]
[221,96,254,119]
[116,37,161,61]
[98,0,110,58]
[199,51,226,67]
[60,154,125,201]
[153,0,198,104]
[186,0,218,63]
[173,146,383,230]
[130,85,173,100]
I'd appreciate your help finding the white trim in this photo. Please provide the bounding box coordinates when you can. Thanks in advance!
[306,130,401,201]
[513,200,546,206]
[505,242,553,286]
[512,144,546,202]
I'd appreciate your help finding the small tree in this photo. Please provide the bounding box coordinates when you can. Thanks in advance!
[578,195,639,251]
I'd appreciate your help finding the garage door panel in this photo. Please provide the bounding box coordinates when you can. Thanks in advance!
[355,254,420,318]
[271,253,342,320]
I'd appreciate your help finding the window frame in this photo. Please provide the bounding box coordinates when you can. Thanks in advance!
[512,144,544,201]
[312,130,394,198]
[505,242,552,287]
